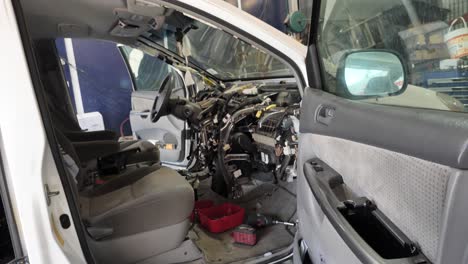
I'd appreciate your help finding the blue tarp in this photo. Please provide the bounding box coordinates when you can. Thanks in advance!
[56,39,133,135]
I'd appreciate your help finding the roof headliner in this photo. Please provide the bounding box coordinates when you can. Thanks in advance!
[21,0,137,44]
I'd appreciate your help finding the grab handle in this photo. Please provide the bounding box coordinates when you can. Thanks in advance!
[449,17,468,32]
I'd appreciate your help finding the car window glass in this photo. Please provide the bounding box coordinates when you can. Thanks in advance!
[121,46,174,91]
[317,0,468,113]
[144,20,293,81]
[223,0,313,45]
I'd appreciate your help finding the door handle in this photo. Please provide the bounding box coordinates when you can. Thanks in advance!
[315,105,335,125]
[133,110,150,119]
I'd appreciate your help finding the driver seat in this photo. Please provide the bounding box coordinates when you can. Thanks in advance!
[48,98,161,167]
[55,129,194,263]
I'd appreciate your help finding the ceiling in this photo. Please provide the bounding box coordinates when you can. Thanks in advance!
[20,0,160,44]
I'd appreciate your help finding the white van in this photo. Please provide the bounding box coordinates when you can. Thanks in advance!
[1,0,468,264]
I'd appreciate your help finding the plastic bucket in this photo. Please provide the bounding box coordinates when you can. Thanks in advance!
[190,200,214,222]
[444,17,468,59]
[198,203,245,233]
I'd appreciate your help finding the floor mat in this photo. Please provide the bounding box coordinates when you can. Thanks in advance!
[191,179,296,264]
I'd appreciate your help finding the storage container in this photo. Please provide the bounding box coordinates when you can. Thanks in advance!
[399,22,450,62]
[198,203,245,233]
[444,17,468,59]
[190,200,214,222]
[232,225,257,246]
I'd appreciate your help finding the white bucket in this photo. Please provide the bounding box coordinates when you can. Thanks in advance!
[444,17,468,59]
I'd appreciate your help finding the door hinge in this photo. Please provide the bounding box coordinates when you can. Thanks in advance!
[45,184,60,206]
[8,256,28,264]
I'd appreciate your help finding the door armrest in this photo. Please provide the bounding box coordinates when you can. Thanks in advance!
[72,141,120,162]
[64,130,118,142]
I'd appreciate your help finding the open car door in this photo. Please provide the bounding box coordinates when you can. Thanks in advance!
[296,1,468,264]
[118,46,189,166]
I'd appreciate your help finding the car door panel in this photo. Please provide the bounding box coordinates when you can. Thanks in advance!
[118,45,189,165]
[130,91,186,163]
[300,89,468,169]
[296,162,362,264]
[297,87,468,263]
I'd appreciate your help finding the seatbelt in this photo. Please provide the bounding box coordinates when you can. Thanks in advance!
[54,129,87,190]
[62,153,80,184]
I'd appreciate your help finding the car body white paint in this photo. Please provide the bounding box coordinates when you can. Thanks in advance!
[0,1,308,263]
[0,0,460,263]
[0,0,85,263]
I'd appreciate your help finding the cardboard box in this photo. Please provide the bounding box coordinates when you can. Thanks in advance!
[399,22,448,50]
[410,47,450,61]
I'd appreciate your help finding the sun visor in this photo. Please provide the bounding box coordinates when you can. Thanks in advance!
[58,24,90,37]
[127,0,174,18]
[110,9,157,37]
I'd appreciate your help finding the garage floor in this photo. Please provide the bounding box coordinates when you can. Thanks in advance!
[189,178,297,264]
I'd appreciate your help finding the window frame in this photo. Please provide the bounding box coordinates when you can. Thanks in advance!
[312,0,468,113]
[0,149,23,262]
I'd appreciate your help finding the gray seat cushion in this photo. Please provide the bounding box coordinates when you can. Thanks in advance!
[81,166,194,238]
[55,128,194,262]
[72,139,160,165]
[81,165,162,197]
[72,140,121,162]
[120,140,160,165]
[64,130,119,141]
[120,140,156,152]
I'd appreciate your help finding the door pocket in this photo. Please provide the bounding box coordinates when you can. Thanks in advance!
[304,159,431,262]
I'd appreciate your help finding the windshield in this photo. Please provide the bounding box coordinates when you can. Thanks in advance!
[120,46,175,91]
[143,20,292,81]
[317,0,468,112]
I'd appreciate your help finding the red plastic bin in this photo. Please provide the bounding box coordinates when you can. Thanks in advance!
[198,203,245,233]
[190,200,214,222]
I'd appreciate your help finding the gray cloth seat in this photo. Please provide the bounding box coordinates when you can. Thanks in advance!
[81,166,194,238]
[41,55,159,165]
[63,129,120,141]
[47,96,160,165]
[55,129,194,263]
[72,138,160,166]
[120,140,160,165]
[69,138,161,193]
[81,164,163,197]
[57,126,160,196]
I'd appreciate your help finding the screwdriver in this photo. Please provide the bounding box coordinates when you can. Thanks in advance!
[272,220,296,227]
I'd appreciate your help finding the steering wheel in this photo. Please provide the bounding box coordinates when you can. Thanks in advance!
[151,73,174,123]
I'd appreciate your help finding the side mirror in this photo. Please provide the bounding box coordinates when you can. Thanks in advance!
[336,50,408,99]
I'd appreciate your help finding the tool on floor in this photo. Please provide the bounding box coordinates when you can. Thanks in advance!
[247,213,296,228]
[232,224,257,246]
[272,220,296,226]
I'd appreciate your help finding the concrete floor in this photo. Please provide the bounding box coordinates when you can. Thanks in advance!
[190,178,297,264]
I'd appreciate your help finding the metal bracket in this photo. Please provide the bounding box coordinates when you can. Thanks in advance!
[224,154,251,162]
[8,256,28,264]
[44,184,60,206]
